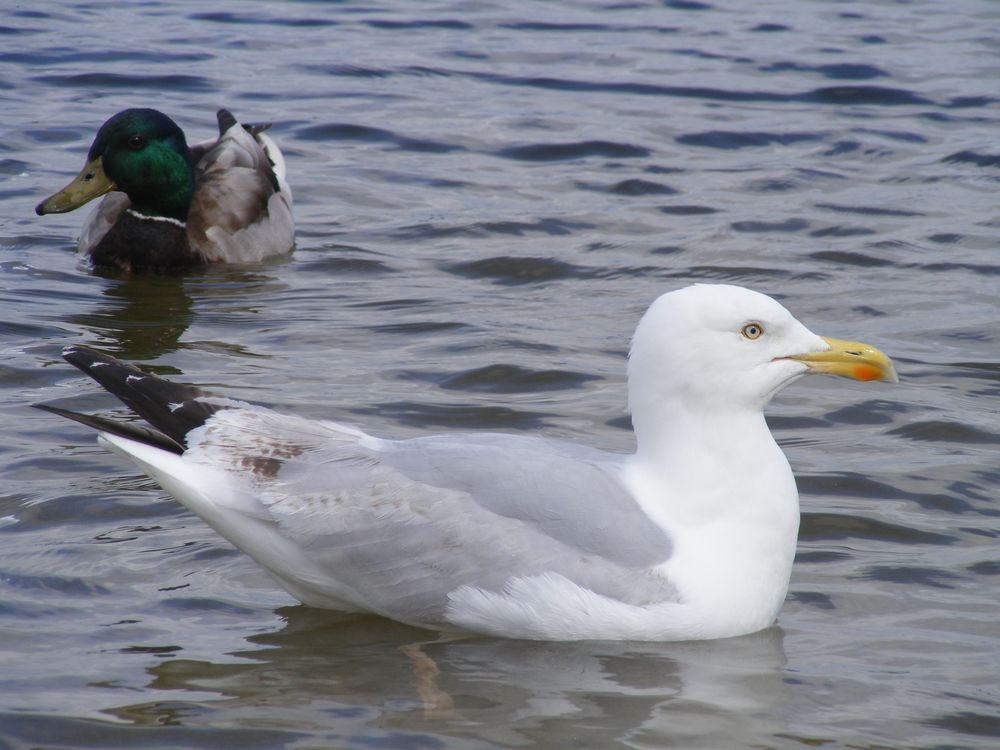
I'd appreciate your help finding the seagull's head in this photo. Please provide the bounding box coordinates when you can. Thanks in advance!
[628,284,897,418]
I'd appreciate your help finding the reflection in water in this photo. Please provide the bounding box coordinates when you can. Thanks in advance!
[107,607,790,747]
[71,270,196,362]
[69,265,287,363]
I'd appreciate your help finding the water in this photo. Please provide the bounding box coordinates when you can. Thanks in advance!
[2,1,998,747]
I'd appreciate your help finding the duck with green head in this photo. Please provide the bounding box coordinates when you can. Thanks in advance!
[36,108,294,271]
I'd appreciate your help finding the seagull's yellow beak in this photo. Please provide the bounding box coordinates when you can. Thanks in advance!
[790,337,898,383]
[35,156,116,215]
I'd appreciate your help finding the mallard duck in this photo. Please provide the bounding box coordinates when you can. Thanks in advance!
[36,108,294,271]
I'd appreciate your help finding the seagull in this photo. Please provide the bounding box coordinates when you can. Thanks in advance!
[37,284,897,641]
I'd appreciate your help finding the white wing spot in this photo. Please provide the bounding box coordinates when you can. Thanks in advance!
[125,375,144,383]
[89,362,109,368]
[167,402,185,412]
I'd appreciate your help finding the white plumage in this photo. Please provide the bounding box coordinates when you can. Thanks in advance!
[41,284,897,641]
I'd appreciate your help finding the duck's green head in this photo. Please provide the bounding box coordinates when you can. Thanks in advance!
[36,108,195,221]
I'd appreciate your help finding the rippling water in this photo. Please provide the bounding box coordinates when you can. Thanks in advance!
[2,1,998,748]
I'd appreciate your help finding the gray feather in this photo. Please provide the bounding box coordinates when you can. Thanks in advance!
[187,410,677,625]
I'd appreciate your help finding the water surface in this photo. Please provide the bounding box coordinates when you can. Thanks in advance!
[1,1,998,748]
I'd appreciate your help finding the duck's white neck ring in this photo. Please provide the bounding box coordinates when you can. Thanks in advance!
[127,209,186,229]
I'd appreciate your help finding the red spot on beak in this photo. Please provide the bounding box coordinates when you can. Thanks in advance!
[853,364,881,382]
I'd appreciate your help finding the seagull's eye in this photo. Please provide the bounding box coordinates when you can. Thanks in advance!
[741,322,764,340]
[127,134,146,150]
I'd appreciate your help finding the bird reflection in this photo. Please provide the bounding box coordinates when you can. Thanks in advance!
[70,264,285,362]
[71,269,196,361]
[106,606,792,747]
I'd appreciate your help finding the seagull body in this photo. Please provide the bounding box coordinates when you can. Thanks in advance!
[39,285,896,641]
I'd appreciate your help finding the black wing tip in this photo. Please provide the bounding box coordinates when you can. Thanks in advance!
[31,402,186,455]
[63,343,95,358]
[52,344,221,449]
[60,344,152,386]
[62,343,116,366]
[32,401,65,416]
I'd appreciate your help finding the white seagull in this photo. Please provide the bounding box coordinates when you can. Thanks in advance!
[38,284,897,641]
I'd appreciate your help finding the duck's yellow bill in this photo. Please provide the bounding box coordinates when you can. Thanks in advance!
[35,156,116,215]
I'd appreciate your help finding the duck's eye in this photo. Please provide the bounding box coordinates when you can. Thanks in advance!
[741,322,764,340]
[127,134,146,150]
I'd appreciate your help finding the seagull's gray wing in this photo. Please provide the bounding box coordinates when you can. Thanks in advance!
[188,407,677,627]
[378,432,672,568]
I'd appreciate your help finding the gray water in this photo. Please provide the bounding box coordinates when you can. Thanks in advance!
[1,1,998,748]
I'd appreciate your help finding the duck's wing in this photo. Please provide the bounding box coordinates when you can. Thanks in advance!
[186,109,294,263]
[41,347,677,635]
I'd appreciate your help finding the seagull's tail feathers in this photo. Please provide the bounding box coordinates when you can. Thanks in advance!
[97,431,272,524]
[37,346,360,609]
[96,430,360,610]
